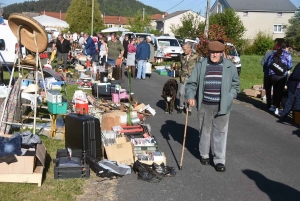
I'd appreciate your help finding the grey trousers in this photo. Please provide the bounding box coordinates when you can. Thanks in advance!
[197,103,230,165]
[57,52,68,69]
[178,77,191,111]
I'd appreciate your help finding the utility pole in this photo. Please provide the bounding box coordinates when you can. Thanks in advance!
[91,0,94,35]
[204,0,210,37]
[142,8,145,21]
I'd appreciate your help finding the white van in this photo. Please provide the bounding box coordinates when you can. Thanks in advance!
[0,20,18,67]
[226,43,241,75]
[154,36,183,60]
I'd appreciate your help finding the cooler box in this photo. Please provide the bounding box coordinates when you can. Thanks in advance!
[47,101,68,114]
[75,101,89,114]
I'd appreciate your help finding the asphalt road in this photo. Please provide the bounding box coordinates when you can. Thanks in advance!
[115,71,300,201]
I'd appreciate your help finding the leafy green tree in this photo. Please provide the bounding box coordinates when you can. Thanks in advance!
[209,9,246,48]
[66,0,105,34]
[170,13,205,39]
[196,24,235,57]
[127,11,151,33]
[285,8,300,51]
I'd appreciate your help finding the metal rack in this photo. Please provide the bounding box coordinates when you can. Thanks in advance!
[0,27,48,134]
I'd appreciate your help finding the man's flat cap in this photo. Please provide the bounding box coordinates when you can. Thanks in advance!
[208,41,225,52]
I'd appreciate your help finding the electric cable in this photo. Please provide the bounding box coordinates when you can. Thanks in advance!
[165,0,185,12]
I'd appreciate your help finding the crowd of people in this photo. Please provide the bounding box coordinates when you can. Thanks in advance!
[46,30,155,80]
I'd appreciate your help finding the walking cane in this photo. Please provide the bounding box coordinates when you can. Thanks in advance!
[180,106,189,170]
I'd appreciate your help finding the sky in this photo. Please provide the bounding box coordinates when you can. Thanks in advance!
[0,0,300,15]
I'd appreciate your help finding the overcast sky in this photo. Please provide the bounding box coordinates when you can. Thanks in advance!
[1,0,299,15]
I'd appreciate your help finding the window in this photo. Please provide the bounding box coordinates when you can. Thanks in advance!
[0,39,5,51]
[243,12,248,16]
[217,4,223,13]
[108,24,113,28]
[274,24,284,33]
[158,39,180,47]
[277,12,282,17]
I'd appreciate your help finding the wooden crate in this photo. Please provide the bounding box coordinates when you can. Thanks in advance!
[0,166,43,187]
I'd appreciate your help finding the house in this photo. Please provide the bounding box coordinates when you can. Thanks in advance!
[39,11,66,21]
[156,10,205,36]
[103,15,130,28]
[210,0,298,40]
[150,13,167,29]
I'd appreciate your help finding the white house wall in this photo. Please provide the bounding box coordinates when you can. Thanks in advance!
[163,11,205,36]
[237,11,294,40]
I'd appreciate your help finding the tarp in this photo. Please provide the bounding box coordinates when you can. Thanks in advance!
[101,27,129,33]
[33,15,69,28]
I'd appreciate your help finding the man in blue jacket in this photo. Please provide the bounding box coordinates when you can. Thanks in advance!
[136,37,150,80]
[83,33,97,64]
[185,41,240,172]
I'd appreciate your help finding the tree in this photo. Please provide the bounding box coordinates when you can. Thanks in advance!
[66,0,105,34]
[209,9,246,48]
[195,24,235,57]
[127,11,151,33]
[170,13,205,39]
[285,8,300,51]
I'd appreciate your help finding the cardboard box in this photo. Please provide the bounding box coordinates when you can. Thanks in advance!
[101,113,121,131]
[242,89,260,97]
[293,111,300,125]
[252,85,263,91]
[261,89,266,97]
[0,135,46,174]
[134,152,166,166]
[104,137,134,165]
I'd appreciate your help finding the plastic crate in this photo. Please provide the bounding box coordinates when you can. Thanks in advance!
[54,163,90,179]
[47,101,67,114]
[159,71,168,76]
[54,149,90,179]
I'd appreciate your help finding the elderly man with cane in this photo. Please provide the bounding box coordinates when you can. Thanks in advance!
[184,41,240,172]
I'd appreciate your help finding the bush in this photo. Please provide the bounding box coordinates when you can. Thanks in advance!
[252,32,274,55]
[240,39,255,55]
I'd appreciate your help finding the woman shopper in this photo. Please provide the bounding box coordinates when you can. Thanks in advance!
[266,42,293,115]
[280,62,300,120]
[126,38,137,78]
[99,36,108,65]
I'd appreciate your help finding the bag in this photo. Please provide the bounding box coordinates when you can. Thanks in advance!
[132,160,163,183]
[116,57,123,67]
[270,55,287,76]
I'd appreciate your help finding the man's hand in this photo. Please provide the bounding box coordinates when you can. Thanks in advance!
[187,98,195,107]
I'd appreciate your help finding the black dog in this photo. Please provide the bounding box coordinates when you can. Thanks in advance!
[162,79,178,114]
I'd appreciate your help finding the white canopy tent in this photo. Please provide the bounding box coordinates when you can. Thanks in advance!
[33,15,69,29]
[101,27,129,33]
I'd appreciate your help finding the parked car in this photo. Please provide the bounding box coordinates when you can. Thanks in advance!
[154,36,183,61]
[226,43,241,75]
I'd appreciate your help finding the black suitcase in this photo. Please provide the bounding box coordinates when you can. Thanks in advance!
[65,113,103,160]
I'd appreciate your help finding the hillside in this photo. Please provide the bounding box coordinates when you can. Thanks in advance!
[2,0,162,18]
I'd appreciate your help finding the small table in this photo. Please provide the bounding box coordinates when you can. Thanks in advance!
[50,113,67,139]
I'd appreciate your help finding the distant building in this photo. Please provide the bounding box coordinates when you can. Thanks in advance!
[39,11,66,21]
[156,10,205,36]
[210,0,298,40]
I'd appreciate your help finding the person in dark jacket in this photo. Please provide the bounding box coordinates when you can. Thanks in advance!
[55,34,71,69]
[136,37,150,80]
[280,62,300,119]
[83,33,97,64]
[266,42,293,115]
